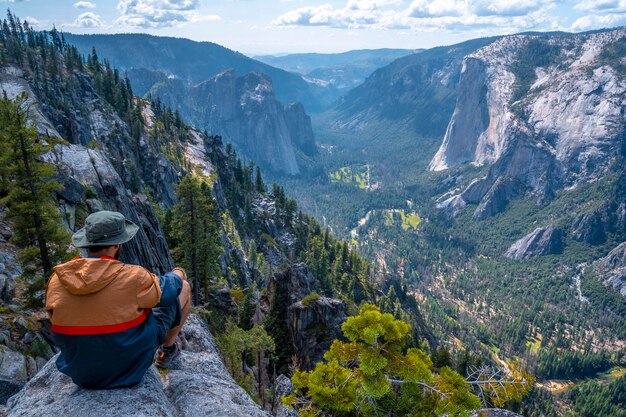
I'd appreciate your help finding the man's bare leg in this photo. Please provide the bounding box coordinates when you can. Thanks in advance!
[163,276,191,348]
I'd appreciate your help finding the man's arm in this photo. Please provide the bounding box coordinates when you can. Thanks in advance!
[155,269,184,307]
[137,267,185,308]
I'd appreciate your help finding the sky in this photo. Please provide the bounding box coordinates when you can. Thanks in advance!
[3,0,626,55]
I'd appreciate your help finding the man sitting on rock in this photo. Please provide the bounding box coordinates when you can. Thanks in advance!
[45,210,191,389]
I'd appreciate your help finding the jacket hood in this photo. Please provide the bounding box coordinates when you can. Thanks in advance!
[53,258,125,295]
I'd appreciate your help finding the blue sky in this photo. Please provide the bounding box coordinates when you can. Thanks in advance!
[3,0,626,54]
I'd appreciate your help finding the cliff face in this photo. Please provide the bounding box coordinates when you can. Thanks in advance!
[6,315,270,417]
[0,65,176,273]
[430,29,626,219]
[151,70,315,176]
[269,264,348,370]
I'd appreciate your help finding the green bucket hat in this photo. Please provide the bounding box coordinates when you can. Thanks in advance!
[72,210,139,248]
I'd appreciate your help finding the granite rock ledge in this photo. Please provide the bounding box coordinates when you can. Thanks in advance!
[6,315,270,417]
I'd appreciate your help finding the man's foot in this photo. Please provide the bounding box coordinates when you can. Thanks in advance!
[155,337,182,369]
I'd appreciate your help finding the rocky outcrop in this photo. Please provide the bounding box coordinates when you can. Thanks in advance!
[284,103,316,156]
[431,28,625,219]
[150,70,312,176]
[594,241,626,298]
[436,195,467,219]
[0,347,28,405]
[274,375,299,417]
[44,144,174,274]
[571,209,609,245]
[6,315,270,417]
[472,177,525,221]
[271,264,317,304]
[504,227,563,260]
[269,264,348,370]
[287,296,347,370]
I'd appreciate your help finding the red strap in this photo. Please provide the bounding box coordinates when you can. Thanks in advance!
[51,309,151,335]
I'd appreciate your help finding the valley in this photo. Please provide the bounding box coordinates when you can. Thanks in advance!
[0,10,624,416]
[271,28,626,416]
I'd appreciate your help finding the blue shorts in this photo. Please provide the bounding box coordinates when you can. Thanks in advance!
[152,297,182,345]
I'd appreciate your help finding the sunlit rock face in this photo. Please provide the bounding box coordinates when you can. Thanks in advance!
[430,28,626,219]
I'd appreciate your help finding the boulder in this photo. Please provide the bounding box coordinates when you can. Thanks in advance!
[0,347,27,405]
[274,374,299,417]
[504,227,564,260]
[6,315,270,417]
[0,274,15,304]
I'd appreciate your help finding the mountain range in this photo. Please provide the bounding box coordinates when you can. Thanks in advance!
[0,17,624,417]
[255,48,417,100]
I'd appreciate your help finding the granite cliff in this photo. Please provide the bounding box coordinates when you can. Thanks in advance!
[150,70,315,175]
[6,315,271,417]
[431,28,626,220]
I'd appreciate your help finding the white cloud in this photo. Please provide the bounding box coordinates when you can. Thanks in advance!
[74,1,96,8]
[115,0,220,28]
[73,11,103,27]
[571,12,626,30]
[273,0,558,32]
[574,0,626,12]
[407,0,467,18]
[272,2,399,28]
[23,16,40,27]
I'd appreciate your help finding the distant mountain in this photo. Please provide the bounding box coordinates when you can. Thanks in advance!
[63,33,325,112]
[256,49,416,75]
[329,37,495,138]
[256,49,418,105]
[431,28,626,221]
[64,33,319,175]
[148,69,315,175]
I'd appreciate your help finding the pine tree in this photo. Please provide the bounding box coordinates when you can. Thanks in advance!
[239,282,257,331]
[170,175,222,305]
[284,304,531,417]
[0,93,71,305]
[255,166,265,192]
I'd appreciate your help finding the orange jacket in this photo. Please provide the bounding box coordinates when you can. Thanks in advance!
[45,256,182,388]
[46,257,162,333]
